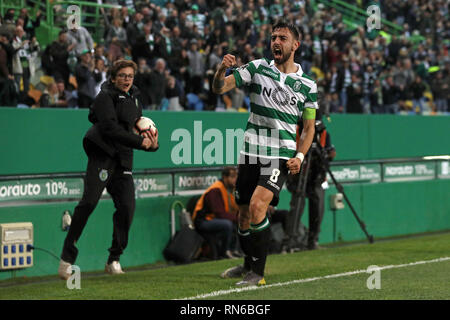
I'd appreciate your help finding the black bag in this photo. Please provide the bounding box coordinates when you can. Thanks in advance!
[163,227,204,264]
[269,221,308,254]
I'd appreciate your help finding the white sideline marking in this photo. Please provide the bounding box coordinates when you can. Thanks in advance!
[177,257,450,300]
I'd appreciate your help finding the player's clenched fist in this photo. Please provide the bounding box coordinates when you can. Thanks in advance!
[213,54,237,94]
[219,54,236,70]
[286,157,301,174]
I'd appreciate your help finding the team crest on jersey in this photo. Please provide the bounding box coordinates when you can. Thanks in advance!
[292,80,302,92]
[99,169,108,182]
[271,86,290,106]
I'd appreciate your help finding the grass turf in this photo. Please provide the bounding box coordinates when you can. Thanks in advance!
[0,232,449,300]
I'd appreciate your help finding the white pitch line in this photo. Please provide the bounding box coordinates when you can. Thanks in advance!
[177,257,450,300]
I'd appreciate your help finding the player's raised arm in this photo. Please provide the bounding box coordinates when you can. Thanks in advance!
[212,54,237,94]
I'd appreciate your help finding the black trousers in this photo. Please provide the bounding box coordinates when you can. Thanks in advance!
[305,180,325,245]
[61,142,135,264]
[287,172,325,245]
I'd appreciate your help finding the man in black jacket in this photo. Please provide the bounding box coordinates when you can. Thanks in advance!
[286,112,336,250]
[58,59,159,279]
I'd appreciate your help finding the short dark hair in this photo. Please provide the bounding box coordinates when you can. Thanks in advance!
[272,19,300,41]
[222,166,237,178]
[110,59,137,79]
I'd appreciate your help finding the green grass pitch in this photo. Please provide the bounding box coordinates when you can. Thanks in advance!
[0,232,449,300]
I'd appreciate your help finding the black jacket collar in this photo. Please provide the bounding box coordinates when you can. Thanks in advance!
[101,80,140,98]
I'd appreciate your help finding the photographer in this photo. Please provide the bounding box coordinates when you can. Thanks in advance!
[286,110,336,250]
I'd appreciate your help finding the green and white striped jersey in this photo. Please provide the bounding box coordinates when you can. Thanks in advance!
[233,58,318,160]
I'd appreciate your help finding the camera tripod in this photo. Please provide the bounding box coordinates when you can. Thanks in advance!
[282,137,374,253]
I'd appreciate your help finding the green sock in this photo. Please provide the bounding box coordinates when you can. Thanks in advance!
[250,216,271,277]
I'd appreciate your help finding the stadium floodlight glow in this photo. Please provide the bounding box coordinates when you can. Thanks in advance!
[422,155,450,160]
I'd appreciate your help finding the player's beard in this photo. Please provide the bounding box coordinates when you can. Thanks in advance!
[273,47,292,65]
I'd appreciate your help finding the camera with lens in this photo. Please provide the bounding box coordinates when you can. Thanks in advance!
[315,119,326,134]
[310,120,331,169]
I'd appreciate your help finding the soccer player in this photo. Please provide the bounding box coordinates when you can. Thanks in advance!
[212,19,317,286]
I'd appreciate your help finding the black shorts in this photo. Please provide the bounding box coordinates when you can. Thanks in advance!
[235,154,289,207]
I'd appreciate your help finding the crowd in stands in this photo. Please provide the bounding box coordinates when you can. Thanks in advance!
[0,0,448,114]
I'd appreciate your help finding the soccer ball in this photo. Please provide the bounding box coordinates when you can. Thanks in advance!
[133,116,157,135]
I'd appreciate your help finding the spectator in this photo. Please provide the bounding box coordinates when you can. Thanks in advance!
[39,80,74,108]
[75,50,99,108]
[208,44,223,70]
[132,31,153,64]
[18,8,42,39]
[269,0,283,20]
[47,30,74,87]
[362,65,377,113]
[67,26,94,57]
[256,0,269,25]
[186,4,206,36]
[222,23,235,54]
[206,27,226,54]
[134,58,152,108]
[0,34,10,80]
[39,82,60,108]
[370,79,384,114]
[94,44,109,67]
[0,32,13,75]
[409,75,427,114]
[192,167,239,259]
[56,80,76,108]
[329,92,341,113]
[120,6,131,28]
[326,40,341,69]
[66,26,94,73]
[169,25,184,60]
[166,75,183,111]
[337,58,352,112]
[152,32,168,61]
[126,12,144,47]
[107,37,125,63]
[382,76,401,114]
[12,26,38,99]
[186,38,205,94]
[0,9,16,37]
[346,74,364,113]
[332,23,361,51]
[229,87,246,111]
[171,47,190,89]
[106,18,128,48]
[148,58,167,110]
[0,33,17,107]
[94,58,108,96]
[430,72,448,113]
[296,33,313,75]
[165,8,179,31]
[153,12,168,35]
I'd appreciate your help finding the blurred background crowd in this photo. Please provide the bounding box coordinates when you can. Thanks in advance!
[0,0,448,114]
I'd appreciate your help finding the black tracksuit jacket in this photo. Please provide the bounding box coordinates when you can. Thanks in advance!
[84,81,154,169]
